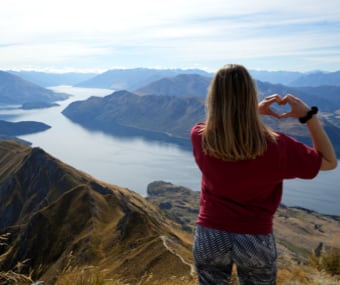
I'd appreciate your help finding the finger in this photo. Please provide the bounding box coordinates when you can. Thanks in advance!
[265,94,282,102]
[267,109,281,119]
[265,97,279,104]
[280,112,292,119]
[282,94,299,104]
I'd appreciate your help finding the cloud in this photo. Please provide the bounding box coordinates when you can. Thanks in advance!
[1,0,340,71]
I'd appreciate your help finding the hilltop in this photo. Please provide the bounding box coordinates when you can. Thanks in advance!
[0,141,195,284]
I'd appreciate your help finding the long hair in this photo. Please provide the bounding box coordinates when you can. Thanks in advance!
[201,64,277,160]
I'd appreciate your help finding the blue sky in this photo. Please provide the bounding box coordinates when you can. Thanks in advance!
[1,0,340,73]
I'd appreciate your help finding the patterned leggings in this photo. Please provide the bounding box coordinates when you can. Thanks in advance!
[193,225,277,285]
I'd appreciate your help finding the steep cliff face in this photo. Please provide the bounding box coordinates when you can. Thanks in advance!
[0,141,194,284]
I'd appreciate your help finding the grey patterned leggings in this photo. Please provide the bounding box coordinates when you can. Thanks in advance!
[193,225,277,285]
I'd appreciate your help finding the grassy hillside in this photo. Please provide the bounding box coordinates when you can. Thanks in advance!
[0,141,194,284]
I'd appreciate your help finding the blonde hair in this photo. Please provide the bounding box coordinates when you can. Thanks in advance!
[201,64,277,160]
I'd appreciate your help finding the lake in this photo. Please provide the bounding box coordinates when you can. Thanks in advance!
[1,86,339,216]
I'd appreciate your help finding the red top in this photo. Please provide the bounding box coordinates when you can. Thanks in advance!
[191,123,322,234]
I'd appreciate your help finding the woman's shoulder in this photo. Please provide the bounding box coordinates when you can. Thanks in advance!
[191,122,205,135]
[190,123,205,145]
[270,131,319,156]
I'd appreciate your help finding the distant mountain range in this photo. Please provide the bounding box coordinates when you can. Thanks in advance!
[134,73,211,97]
[8,70,97,87]
[7,68,340,90]
[250,70,340,87]
[0,141,194,284]
[0,71,69,105]
[75,68,340,90]
[62,74,340,156]
[76,67,212,90]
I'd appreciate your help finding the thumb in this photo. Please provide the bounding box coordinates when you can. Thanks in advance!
[279,112,292,119]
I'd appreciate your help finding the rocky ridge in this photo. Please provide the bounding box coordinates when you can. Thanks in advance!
[0,141,195,284]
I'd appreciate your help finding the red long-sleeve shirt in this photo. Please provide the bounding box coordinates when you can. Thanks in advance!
[191,123,322,234]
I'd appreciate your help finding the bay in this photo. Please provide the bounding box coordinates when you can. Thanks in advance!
[1,86,339,216]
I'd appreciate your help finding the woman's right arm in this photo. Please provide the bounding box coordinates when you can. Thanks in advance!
[281,94,337,170]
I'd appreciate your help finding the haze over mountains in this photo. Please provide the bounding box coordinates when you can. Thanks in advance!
[75,68,212,90]
[8,70,97,88]
[8,68,340,90]
[250,70,340,87]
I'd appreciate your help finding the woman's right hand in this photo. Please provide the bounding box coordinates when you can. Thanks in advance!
[280,94,310,119]
[281,94,337,170]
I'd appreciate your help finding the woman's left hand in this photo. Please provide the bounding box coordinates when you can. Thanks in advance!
[258,94,284,119]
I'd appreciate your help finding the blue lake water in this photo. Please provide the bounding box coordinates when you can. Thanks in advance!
[1,86,339,216]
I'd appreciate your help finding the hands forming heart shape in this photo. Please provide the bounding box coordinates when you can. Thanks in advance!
[258,93,310,119]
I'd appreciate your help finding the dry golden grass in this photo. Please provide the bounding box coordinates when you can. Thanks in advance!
[2,265,339,285]
[52,256,340,285]
[0,270,32,285]
[310,249,340,276]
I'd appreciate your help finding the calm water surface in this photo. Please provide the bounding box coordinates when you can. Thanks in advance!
[1,86,339,216]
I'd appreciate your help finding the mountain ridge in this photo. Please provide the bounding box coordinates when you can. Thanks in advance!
[0,141,194,284]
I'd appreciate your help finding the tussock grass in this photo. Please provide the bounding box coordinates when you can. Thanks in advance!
[0,270,32,285]
[310,248,340,276]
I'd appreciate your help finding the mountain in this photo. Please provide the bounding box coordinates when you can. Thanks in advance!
[8,70,98,87]
[62,90,205,142]
[0,71,69,105]
[250,70,340,87]
[134,74,211,97]
[0,141,195,284]
[62,86,340,156]
[0,120,51,136]
[289,71,340,87]
[132,73,340,112]
[76,68,212,90]
[250,70,304,85]
[256,81,340,112]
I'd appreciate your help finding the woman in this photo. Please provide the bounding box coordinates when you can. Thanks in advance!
[190,64,337,284]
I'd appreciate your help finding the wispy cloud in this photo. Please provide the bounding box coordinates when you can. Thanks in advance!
[1,0,339,72]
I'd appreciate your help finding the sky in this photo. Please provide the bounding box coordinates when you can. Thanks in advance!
[1,0,340,73]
